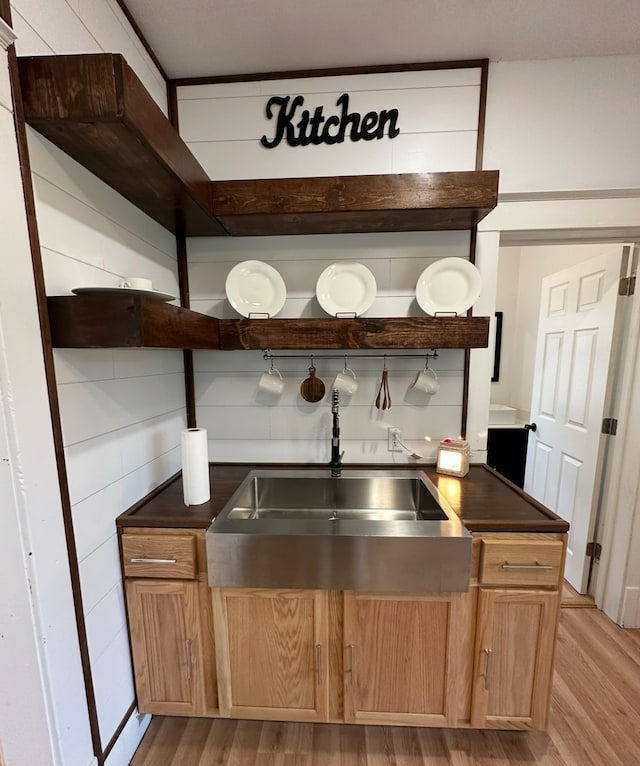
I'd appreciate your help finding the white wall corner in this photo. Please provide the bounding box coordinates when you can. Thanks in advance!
[466,230,500,456]
[621,587,640,628]
[0,18,17,50]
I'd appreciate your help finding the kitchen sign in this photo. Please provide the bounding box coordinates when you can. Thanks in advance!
[260,93,400,148]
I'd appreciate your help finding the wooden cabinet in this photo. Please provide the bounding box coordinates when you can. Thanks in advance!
[343,591,474,727]
[212,588,329,722]
[121,528,218,716]
[126,579,202,715]
[471,588,559,729]
[120,526,566,730]
[470,533,565,730]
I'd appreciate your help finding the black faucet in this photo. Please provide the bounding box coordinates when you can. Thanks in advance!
[330,389,344,477]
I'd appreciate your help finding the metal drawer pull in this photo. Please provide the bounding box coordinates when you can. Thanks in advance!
[185,639,192,680]
[315,644,322,686]
[130,557,177,565]
[483,648,493,690]
[347,644,356,680]
[501,562,554,570]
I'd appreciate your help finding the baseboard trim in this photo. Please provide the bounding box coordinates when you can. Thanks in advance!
[621,586,640,628]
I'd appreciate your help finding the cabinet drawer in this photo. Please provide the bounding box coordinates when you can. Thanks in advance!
[479,539,563,587]
[122,533,196,579]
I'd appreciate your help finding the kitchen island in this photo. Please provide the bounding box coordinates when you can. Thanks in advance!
[117,464,568,731]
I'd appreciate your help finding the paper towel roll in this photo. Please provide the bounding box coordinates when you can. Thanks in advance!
[181,428,210,506]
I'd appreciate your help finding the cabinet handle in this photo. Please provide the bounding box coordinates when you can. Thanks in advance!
[347,644,356,680]
[501,562,553,570]
[315,644,322,686]
[185,638,192,680]
[483,648,493,690]
[130,557,177,565]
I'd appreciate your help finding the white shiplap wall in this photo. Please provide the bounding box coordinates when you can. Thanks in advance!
[190,232,470,463]
[180,67,483,465]
[177,67,481,180]
[1,27,89,766]
[30,128,187,751]
[9,1,176,763]
[11,0,167,113]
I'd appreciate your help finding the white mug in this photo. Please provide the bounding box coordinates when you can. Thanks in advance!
[332,365,358,396]
[119,277,153,291]
[411,366,439,395]
[258,367,285,395]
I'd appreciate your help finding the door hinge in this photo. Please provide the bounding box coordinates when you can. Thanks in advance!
[601,417,618,435]
[619,275,636,296]
[586,541,602,561]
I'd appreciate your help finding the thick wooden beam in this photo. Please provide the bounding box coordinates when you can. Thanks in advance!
[17,53,226,236]
[218,316,490,350]
[211,171,499,236]
[47,295,220,349]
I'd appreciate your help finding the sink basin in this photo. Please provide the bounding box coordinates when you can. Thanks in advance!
[226,475,449,521]
[206,469,471,592]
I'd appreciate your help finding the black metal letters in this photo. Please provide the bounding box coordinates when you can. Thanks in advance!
[260,93,400,149]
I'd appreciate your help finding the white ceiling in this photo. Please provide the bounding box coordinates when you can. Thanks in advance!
[124,0,640,80]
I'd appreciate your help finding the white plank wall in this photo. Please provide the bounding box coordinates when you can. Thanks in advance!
[11,0,167,112]
[189,231,471,463]
[177,67,480,180]
[0,40,89,766]
[30,126,187,751]
[12,0,177,753]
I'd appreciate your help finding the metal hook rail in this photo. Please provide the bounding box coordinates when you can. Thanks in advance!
[262,350,438,362]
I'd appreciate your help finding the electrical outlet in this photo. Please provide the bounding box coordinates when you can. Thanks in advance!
[388,427,402,452]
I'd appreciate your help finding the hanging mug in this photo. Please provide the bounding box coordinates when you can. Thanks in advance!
[411,365,439,395]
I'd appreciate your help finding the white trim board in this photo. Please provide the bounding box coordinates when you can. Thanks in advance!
[0,19,17,51]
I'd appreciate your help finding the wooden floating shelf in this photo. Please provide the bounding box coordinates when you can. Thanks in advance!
[211,171,499,236]
[47,295,220,349]
[47,296,489,351]
[18,53,499,237]
[18,53,225,236]
[218,316,490,350]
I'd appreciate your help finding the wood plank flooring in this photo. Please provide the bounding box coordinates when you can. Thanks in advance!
[560,580,596,609]
[130,608,640,766]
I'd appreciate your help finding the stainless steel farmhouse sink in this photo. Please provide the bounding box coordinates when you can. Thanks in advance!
[206,470,471,592]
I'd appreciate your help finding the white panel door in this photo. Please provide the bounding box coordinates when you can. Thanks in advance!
[524,248,625,592]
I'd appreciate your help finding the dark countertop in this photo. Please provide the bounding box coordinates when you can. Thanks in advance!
[117,463,569,534]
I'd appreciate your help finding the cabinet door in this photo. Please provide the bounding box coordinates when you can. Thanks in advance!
[343,592,472,727]
[471,588,559,730]
[126,579,202,715]
[213,588,329,722]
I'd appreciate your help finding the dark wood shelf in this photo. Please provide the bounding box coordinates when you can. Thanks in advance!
[47,297,488,351]
[47,295,220,349]
[211,171,499,236]
[18,53,226,236]
[218,316,489,350]
[18,53,498,238]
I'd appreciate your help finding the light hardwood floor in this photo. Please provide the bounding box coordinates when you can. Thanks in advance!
[130,607,640,765]
[560,580,596,609]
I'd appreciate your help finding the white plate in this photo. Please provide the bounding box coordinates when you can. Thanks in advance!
[316,263,377,317]
[225,260,286,318]
[416,258,482,316]
[72,286,176,302]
